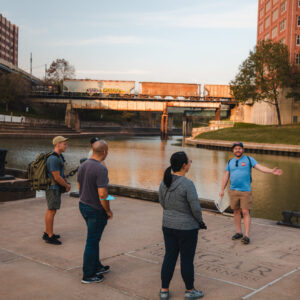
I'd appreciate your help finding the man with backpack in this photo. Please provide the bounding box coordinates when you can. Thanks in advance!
[43,136,71,245]
[219,142,283,245]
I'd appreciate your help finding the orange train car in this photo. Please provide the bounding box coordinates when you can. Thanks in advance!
[140,82,199,98]
[204,84,232,98]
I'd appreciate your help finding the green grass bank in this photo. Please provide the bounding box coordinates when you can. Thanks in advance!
[196,123,300,145]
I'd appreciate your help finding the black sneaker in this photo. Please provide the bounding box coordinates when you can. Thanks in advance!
[81,275,104,284]
[46,235,62,245]
[241,236,250,244]
[42,232,61,241]
[232,233,243,240]
[95,265,110,276]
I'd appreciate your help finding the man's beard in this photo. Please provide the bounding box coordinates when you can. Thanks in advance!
[235,152,243,157]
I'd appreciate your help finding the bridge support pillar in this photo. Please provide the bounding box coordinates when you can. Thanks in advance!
[167,113,173,131]
[65,104,80,131]
[161,106,168,140]
[182,115,193,137]
[215,105,221,121]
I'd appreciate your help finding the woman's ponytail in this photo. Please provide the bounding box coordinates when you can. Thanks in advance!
[163,166,172,188]
[163,151,188,188]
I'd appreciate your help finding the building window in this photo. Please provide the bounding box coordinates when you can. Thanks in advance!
[273,0,278,3]
[293,116,298,124]
[265,16,271,28]
[280,19,286,31]
[272,27,278,38]
[281,37,286,44]
[298,16,300,26]
[296,54,300,64]
[266,1,271,11]
[281,1,287,13]
[273,9,278,21]
[297,35,300,45]
[299,0,300,7]
[260,8,264,19]
[259,23,264,33]
[265,33,270,40]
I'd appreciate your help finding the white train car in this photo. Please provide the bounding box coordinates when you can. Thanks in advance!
[64,79,135,95]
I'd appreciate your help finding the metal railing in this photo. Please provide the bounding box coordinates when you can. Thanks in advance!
[30,91,235,103]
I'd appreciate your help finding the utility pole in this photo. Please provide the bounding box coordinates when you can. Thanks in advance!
[45,64,47,81]
[30,53,32,75]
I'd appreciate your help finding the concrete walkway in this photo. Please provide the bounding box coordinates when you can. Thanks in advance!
[0,195,299,300]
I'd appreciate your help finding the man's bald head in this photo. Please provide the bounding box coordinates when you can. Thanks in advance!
[92,140,108,155]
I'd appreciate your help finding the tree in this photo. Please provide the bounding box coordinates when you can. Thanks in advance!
[46,58,75,86]
[230,40,295,126]
[0,73,31,111]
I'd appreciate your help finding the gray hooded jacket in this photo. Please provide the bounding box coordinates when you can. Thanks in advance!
[159,175,203,230]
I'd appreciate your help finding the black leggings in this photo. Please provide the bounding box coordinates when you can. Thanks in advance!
[161,226,198,290]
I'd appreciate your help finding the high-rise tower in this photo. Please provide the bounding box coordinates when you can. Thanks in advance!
[257,0,300,64]
[0,14,18,66]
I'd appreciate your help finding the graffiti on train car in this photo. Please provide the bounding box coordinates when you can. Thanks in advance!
[86,88,100,95]
[31,79,234,101]
[101,88,125,94]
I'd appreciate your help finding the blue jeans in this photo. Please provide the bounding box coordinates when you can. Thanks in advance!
[79,202,107,279]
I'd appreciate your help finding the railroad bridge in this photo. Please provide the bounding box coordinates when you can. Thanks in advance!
[30,93,236,138]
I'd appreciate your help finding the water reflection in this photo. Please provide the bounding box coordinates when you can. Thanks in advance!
[1,136,300,221]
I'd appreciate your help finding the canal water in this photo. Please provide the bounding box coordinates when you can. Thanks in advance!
[2,136,300,221]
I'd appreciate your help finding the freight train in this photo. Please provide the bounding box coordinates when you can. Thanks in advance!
[33,79,233,100]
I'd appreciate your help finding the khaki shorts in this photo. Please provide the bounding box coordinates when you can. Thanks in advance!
[46,189,61,210]
[229,190,252,210]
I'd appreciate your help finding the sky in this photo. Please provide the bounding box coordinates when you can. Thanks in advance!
[2,0,258,84]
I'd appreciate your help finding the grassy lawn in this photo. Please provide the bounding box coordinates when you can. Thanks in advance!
[196,123,300,145]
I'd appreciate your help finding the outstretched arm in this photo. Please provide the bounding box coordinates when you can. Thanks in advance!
[219,171,230,198]
[254,164,283,175]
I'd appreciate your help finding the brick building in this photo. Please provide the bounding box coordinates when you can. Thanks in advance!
[0,14,18,66]
[230,1,300,125]
[257,0,300,64]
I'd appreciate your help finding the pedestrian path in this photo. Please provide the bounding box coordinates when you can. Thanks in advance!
[0,195,299,299]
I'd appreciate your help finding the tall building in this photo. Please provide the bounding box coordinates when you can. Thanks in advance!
[257,0,300,64]
[0,14,18,66]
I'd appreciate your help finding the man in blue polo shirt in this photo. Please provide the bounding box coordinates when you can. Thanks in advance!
[220,142,283,244]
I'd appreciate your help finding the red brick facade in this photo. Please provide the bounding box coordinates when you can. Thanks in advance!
[257,0,300,64]
[0,14,18,66]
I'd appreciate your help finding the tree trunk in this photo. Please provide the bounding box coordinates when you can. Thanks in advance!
[274,96,282,126]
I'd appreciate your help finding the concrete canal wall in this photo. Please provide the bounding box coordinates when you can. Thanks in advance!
[185,138,300,157]
[3,168,221,212]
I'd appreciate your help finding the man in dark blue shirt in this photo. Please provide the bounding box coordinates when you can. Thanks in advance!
[77,140,112,284]
[220,142,283,244]
[43,136,71,245]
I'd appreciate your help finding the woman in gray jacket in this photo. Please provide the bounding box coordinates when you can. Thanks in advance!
[159,151,206,300]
